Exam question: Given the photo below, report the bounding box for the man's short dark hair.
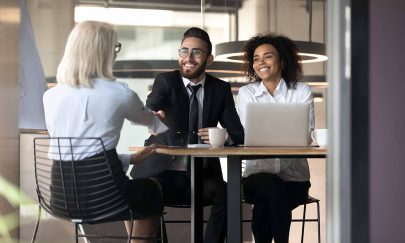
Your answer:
[182,27,212,55]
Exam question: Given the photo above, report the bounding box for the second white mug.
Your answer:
[311,129,328,147]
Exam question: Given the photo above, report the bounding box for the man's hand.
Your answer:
[153,110,166,119]
[149,110,167,135]
[130,144,159,164]
[197,128,210,144]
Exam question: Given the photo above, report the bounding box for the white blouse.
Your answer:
[43,78,167,171]
[237,79,315,181]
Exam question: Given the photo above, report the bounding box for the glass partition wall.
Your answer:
[29,0,327,242]
[73,0,328,151]
[73,2,242,153]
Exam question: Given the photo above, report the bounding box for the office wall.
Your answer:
[0,0,20,240]
[26,0,74,78]
[369,0,405,242]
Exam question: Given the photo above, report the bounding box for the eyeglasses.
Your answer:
[178,47,206,58]
[114,42,122,53]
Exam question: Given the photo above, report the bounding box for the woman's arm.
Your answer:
[130,144,159,165]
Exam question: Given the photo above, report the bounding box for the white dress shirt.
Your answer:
[43,78,167,171]
[237,79,315,181]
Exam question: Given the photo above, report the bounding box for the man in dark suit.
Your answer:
[145,27,244,243]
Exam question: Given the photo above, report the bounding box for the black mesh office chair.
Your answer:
[32,137,165,243]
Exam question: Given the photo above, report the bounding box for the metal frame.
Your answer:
[326,1,352,243]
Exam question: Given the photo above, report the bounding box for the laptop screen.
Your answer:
[243,102,310,146]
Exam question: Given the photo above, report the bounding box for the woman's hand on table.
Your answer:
[130,144,159,164]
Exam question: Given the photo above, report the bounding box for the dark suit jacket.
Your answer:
[145,70,244,179]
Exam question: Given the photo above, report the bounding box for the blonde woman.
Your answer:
[43,21,166,243]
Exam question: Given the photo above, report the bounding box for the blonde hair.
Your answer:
[56,21,117,87]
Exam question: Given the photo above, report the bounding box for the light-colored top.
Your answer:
[168,76,206,171]
[237,79,315,181]
[43,78,167,171]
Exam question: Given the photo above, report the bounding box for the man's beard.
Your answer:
[179,61,207,80]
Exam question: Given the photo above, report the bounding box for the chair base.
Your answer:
[32,206,166,243]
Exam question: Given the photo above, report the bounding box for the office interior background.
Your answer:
[1,0,404,242]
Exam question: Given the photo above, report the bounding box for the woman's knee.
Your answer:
[244,173,283,192]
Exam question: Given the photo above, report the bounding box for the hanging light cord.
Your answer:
[201,0,205,29]
[307,0,313,42]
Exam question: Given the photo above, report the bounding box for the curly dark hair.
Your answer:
[242,34,303,89]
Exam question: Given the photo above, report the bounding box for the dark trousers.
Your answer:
[243,173,310,243]
[155,170,227,243]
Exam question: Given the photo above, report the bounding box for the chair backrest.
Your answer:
[33,137,130,223]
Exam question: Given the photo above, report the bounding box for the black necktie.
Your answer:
[188,84,201,144]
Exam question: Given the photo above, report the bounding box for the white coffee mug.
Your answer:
[311,129,328,148]
[208,127,227,147]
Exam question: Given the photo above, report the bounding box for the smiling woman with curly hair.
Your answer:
[237,34,314,243]
[242,34,303,89]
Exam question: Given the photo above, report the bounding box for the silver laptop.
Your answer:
[243,102,310,146]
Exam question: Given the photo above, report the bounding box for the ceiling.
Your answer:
[76,0,242,13]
